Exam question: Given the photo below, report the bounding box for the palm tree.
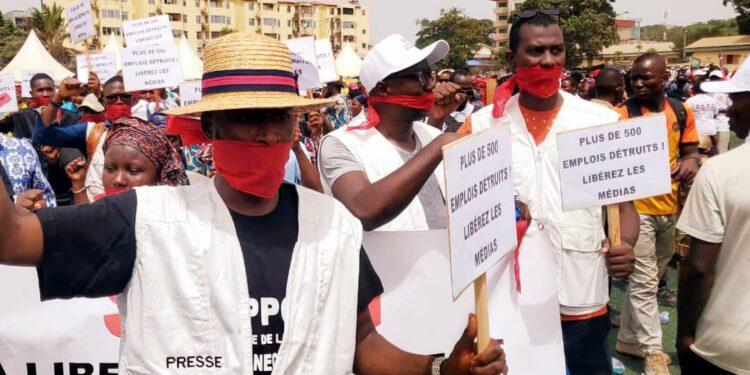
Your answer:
[32,4,72,65]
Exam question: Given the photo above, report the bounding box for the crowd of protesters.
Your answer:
[0,8,748,375]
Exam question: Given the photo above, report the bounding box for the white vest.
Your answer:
[118,179,362,374]
[470,92,619,313]
[321,120,445,231]
[84,122,106,201]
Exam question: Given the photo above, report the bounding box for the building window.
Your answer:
[211,31,221,38]
[100,9,120,19]
[167,13,181,22]
[226,17,231,24]
[263,3,274,11]
[498,1,508,6]
[122,0,127,2]
[498,15,507,21]
[183,0,187,6]
[102,26,121,35]
[330,9,334,15]
[210,15,227,23]
[196,31,202,39]
[263,18,277,26]
[361,9,366,15]
[342,8,354,15]
[288,34,292,39]
[342,21,355,29]
[287,20,292,27]
[164,0,177,4]
[225,1,230,9]
[183,14,189,22]
[209,0,219,7]
[248,18,255,26]
[287,6,292,12]
[121,11,129,20]
[301,19,313,28]
[148,0,154,4]
[196,15,201,23]
[172,30,182,38]
[362,43,366,49]
[197,47,202,53]
[726,54,740,64]
[337,8,341,15]
[362,29,365,34]
[248,2,254,10]
[195,0,200,7]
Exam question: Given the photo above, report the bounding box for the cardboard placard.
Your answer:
[0,75,19,113]
[314,39,338,84]
[556,114,671,211]
[76,53,118,84]
[443,125,517,298]
[122,15,173,47]
[283,37,322,91]
[178,81,202,107]
[64,0,95,45]
[21,70,55,98]
[121,44,182,92]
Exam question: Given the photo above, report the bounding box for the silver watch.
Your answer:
[431,356,447,375]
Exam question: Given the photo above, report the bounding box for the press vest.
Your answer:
[321,120,446,231]
[469,92,619,314]
[117,179,362,374]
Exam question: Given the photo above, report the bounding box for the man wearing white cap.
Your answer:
[676,57,750,375]
[707,70,733,153]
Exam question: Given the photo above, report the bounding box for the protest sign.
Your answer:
[556,114,671,212]
[314,39,338,83]
[0,75,19,113]
[122,15,173,47]
[179,81,202,107]
[21,70,54,98]
[64,0,95,45]
[283,37,322,91]
[442,124,516,350]
[121,44,182,92]
[76,53,118,83]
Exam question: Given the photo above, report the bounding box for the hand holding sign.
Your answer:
[443,314,508,375]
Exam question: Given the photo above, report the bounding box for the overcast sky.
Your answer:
[2,0,740,43]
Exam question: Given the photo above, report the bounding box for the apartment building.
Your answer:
[43,0,369,55]
[488,0,523,51]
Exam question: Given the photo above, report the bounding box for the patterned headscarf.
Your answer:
[103,117,189,186]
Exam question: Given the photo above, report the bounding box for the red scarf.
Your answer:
[166,115,209,146]
[29,96,51,109]
[104,103,133,123]
[349,93,434,130]
[212,140,292,199]
[492,65,564,119]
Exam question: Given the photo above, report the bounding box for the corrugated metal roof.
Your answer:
[601,41,675,56]
[685,35,750,50]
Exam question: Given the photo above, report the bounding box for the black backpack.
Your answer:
[625,97,687,137]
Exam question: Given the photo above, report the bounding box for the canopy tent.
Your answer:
[178,36,203,81]
[335,43,362,78]
[0,30,74,84]
[101,34,122,70]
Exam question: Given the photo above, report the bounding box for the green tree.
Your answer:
[514,0,618,67]
[219,27,236,36]
[641,18,738,51]
[415,8,493,70]
[0,13,26,67]
[32,3,71,65]
[723,0,750,34]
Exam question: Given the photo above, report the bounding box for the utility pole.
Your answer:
[683,29,687,58]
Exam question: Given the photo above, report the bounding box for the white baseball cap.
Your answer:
[702,60,750,93]
[360,34,449,94]
[708,69,724,79]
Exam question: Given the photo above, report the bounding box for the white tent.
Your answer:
[101,34,122,70]
[0,30,74,83]
[178,36,203,81]
[335,43,363,78]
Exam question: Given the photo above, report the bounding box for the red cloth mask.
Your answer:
[29,96,51,108]
[81,113,107,123]
[349,93,435,130]
[92,188,126,202]
[166,115,209,146]
[492,65,564,119]
[104,103,132,123]
[212,140,292,199]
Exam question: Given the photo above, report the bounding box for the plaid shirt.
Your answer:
[0,134,56,207]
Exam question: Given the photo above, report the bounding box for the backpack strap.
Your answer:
[86,122,106,161]
[666,97,687,137]
[625,97,643,119]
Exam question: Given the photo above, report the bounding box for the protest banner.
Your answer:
[64,0,95,45]
[76,53,118,83]
[442,124,517,350]
[21,70,54,98]
[122,15,173,47]
[121,44,182,92]
[556,114,671,250]
[0,75,19,113]
[283,37,322,91]
[0,266,119,374]
[178,81,202,107]
[314,39,338,83]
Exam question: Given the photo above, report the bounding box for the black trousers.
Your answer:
[562,312,612,375]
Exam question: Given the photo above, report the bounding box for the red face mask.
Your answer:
[349,93,435,130]
[81,113,107,123]
[212,140,292,199]
[92,188,126,202]
[105,103,132,123]
[515,65,564,99]
[29,96,51,108]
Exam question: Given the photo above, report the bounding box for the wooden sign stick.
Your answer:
[84,39,93,73]
[485,78,497,107]
[474,272,490,352]
[606,204,621,250]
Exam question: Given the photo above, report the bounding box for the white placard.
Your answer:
[556,114,672,211]
[122,15,173,47]
[443,125,517,298]
[0,75,19,113]
[179,81,202,107]
[76,53,118,83]
[121,44,182,92]
[314,39,338,83]
[283,37,322,91]
[21,70,55,98]
[64,0,95,44]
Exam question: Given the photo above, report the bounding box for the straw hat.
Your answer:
[166,32,332,117]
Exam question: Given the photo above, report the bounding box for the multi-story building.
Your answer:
[43,0,369,56]
[3,9,34,33]
[488,0,523,51]
[616,17,641,43]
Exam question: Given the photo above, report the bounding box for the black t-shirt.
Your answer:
[36,184,383,375]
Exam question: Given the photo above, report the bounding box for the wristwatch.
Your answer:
[431,357,447,375]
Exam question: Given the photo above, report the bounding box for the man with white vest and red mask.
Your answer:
[457,10,638,375]
[0,33,508,375]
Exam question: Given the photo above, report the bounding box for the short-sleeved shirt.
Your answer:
[615,101,699,215]
[686,94,720,136]
[676,144,750,374]
[35,184,383,375]
[318,135,448,230]
[0,134,56,207]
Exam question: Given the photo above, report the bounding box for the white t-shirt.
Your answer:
[686,94,719,136]
[676,144,750,374]
[710,92,732,132]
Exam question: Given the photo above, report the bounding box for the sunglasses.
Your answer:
[384,70,435,87]
[513,9,560,23]
[105,93,134,102]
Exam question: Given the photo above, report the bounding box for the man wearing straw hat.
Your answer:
[0,33,507,375]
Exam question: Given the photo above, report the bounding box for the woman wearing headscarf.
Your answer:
[351,94,369,119]
[65,117,189,204]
